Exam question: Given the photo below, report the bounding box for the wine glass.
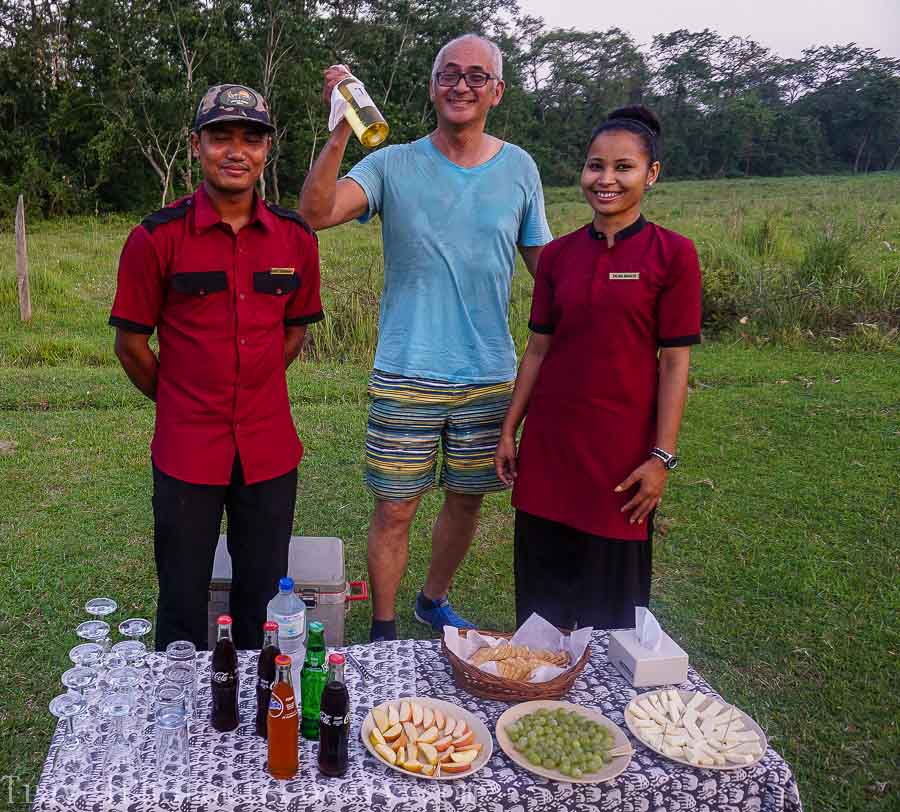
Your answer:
[49,693,92,779]
[100,693,141,791]
[68,643,104,669]
[85,597,117,619]
[118,618,151,659]
[76,620,111,653]
[111,640,147,670]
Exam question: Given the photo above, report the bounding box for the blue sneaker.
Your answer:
[414,591,476,631]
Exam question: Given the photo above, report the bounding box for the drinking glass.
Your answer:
[107,666,142,733]
[111,640,147,670]
[76,620,111,653]
[154,682,186,717]
[61,667,97,732]
[85,597,117,618]
[155,704,190,790]
[162,663,196,716]
[100,693,141,791]
[49,693,92,779]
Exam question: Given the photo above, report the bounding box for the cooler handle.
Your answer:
[347,580,369,602]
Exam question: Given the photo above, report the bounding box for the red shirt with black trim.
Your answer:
[109,183,323,486]
[512,216,701,540]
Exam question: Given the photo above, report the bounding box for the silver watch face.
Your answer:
[667,456,679,470]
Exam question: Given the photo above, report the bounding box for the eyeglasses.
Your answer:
[435,70,498,89]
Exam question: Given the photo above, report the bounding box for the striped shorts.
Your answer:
[365,370,514,500]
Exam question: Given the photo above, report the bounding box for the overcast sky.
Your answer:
[516,0,900,59]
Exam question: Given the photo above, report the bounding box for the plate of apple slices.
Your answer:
[362,697,493,779]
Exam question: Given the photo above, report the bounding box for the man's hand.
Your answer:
[323,64,352,107]
[615,457,668,525]
[113,328,158,401]
[284,325,307,369]
[494,433,518,487]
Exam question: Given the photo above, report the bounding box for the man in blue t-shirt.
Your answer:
[299,34,552,642]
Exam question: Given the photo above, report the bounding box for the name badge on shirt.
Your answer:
[610,272,640,280]
[269,267,295,275]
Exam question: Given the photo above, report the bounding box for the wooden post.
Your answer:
[15,195,32,322]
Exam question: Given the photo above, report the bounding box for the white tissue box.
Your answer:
[607,629,689,687]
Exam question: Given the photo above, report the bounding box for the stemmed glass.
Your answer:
[61,667,97,732]
[100,693,141,791]
[76,620,111,654]
[118,618,152,647]
[49,693,92,779]
[111,639,147,670]
[85,597,117,620]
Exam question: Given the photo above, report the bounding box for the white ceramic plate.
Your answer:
[625,689,768,771]
[360,697,493,781]
[495,700,632,784]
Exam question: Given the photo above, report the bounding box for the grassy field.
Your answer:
[0,175,898,811]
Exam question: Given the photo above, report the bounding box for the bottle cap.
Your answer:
[328,653,345,665]
[278,576,294,591]
[309,621,325,633]
[217,615,233,625]
[275,654,291,666]
[263,621,278,632]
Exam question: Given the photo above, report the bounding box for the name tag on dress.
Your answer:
[609,272,640,280]
[269,267,295,275]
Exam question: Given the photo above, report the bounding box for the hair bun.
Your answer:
[607,105,662,137]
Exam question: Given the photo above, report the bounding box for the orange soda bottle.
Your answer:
[267,654,298,779]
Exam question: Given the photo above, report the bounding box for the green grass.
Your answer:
[1,178,899,810]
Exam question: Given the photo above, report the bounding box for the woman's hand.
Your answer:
[494,433,519,487]
[615,458,668,525]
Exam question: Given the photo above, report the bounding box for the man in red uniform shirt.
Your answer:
[110,85,323,650]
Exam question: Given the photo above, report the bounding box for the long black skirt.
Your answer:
[514,509,652,630]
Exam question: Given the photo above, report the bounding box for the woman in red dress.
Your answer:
[495,106,701,629]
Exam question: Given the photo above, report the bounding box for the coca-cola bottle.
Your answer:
[211,614,239,732]
[318,652,350,776]
[255,621,280,738]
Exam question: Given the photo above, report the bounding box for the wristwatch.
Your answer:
[650,447,679,470]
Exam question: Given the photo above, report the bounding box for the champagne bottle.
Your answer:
[336,76,389,149]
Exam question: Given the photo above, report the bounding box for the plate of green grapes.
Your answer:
[496,700,633,783]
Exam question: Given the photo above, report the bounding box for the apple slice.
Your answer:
[421,763,436,777]
[434,735,454,752]
[389,732,408,752]
[399,701,411,723]
[452,730,474,748]
[372,708,390,734]
[433,708,445,730]
[418,726,439,744]
[438,747,455,763]
[383,723,403,741]
[388,704,400,728]
[375,743,397,765]
[403,757,423,773]
[450,749,478,765]
[442,715,456,736]
[422,706,434,729]
[440,761,471,774]
[452,718,468,738]
[417,741,439,765]
[453,743,482,753]
[412,702,424,727]
[370,727,386,747]
[402,722,419,744]
[396,745,407,768]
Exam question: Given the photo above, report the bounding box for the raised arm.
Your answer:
[298,66,370,230]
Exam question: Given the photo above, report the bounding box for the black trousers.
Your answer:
[152,455,297,652]
[514,510,652,630]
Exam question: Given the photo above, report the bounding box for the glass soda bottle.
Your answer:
[255,620,280,738]
[318,652,350,776]
[210,615,239,732]
[266,654,298,779]
[300,621,327,740]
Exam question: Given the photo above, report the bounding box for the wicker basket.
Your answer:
[441,628,591,702]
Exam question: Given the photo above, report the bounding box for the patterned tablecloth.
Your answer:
[33,631,803,811]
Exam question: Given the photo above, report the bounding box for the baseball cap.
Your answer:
[193,84,275,132]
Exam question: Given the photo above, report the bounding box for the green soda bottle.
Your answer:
[300,621,328,739]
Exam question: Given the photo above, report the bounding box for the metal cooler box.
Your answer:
[207,535,368,649]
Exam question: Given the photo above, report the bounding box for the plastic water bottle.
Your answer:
[266,577,307,678]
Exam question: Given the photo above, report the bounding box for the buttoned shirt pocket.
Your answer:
[171,270,228,297]
[165,270,229,332]
[253,270,299,327]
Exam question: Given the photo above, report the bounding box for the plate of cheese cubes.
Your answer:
[624,689,767,770]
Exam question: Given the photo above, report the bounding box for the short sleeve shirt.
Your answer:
[109,184,323,485]
[346,137,552,383]
[512,217,702,539]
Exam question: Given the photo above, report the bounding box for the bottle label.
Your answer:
[347,82,375,111]
[274,616,305,639]
[320,711,351,726]
[212,671,234,684]
[270,695,297,719]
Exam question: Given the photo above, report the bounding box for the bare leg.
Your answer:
[423,491,484,601]
[368,496,422,620]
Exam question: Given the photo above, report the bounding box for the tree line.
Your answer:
[3,0,899,218]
